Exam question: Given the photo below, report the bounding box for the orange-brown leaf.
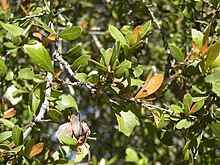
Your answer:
[1,0,10,10]
[188,103,198,114]
[192,40,200,55]
[33,32,43,40]
[3,108,16,118]
[134,74,164,99]
[130,26,142,45]
[29,142,44,157]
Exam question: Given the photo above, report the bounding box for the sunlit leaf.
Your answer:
[0,131,12,143]
[115,110,139,137]
[0,21,24,36]
[176,119,191,129]
[192,29,203,50]
[114,60,131,76]
[58,134,77,145]
[141,20,151,38]
[129,26,142,45]
[206,42,220,67]
[134,74,164,99]
[188,100,204,114]
[29,142,44,157]
[71,55,91,70]
[23,42,54,74]
[0,118,15,128]
[109,25,127,46]
[211,121,220,139]
[55,94,78,111]
[3,108,16,118]
[58,26,82,40]
[202,23,211,50]
[125,148,139,162]
[169,44,185,62]
[18,68,34,80]
[183,93,193,113]
[0,59,7,78]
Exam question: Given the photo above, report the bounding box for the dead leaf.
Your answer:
[29,142,44,157]
[130,26,142,45]
[3,108,16,118]
[134,74,164,99]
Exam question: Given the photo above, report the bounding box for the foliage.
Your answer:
[0,0,220,164]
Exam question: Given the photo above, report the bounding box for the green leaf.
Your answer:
[212,81,220,97]
[115,110,140,137]
[191,29,203,49]
[0,59,7,78]
[34,17,53,33]
[49,109,62,121]
[205,72,220,83]
[211,121,220,139]
[188,100,204,114]
[58,26,82,40]
[62,45,82,60]
[74,143,90,163]
[114,60,131,76]
[206,42,220,67]
[18,68,34,80]
[71,55,91,70]
[30,93,41,114]
[133,66,143,78]
[0,118,15,128]
[109,25,127,46]
[192,86,206,94]
[125,148,139,162]
[12,125,23,146]
[75,73,87,83]
[90,59,107,72]
[6,145,23,153]
[160,131,173,146]
[183,93,193,113]
[141,20,151,38]
[58,134,78,145]
[176,119,191,129]
[169,44,185,62]
[55,94,78,111]
[0,131,12,143]
[23,42,54,74]
[170,105,183,114]
[0,21,24,36]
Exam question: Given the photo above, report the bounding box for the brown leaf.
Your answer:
[1,0,10,10]
[130,26,142,45]
[3,108,16,118]
[192,40,200,55]
[134,74,164,99]
[29,142,44,157]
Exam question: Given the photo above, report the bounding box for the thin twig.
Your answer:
[12,12,47,23]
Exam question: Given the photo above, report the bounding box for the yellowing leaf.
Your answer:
[130,26,142,45]
[1,0,10,10]
[134,74,164,99]
[28,142,44,157]
[3,108,16,118]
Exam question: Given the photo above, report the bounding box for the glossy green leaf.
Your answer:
[183,93,193,113]
[18,68,34,80]
[0,59,7,78]
[211,121,220,139]
[125,148,139,162]
[30,93,41,114]
[71,55,91,70]
[0,131,12,143]
[12,125,23,146]
[176,119,191,129]
[58,134,78,145]
[75,73,87,83]
[58,26,82,40]
[0,118,15,128]
[205,72,220,83]
[114,60,131,76]
[55,94,78,111]
[170,105,183,114]
[212,81,220,97]
[206,42,220,67]
[115,110,140,137]
[23,42,54,74]
[191,29,203,49]
[109,25,127,46]
[133,66,143,77]
[0,21,24,36]
[141,20,151,38]
[169,44,185,62]
[192,86,206,94]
